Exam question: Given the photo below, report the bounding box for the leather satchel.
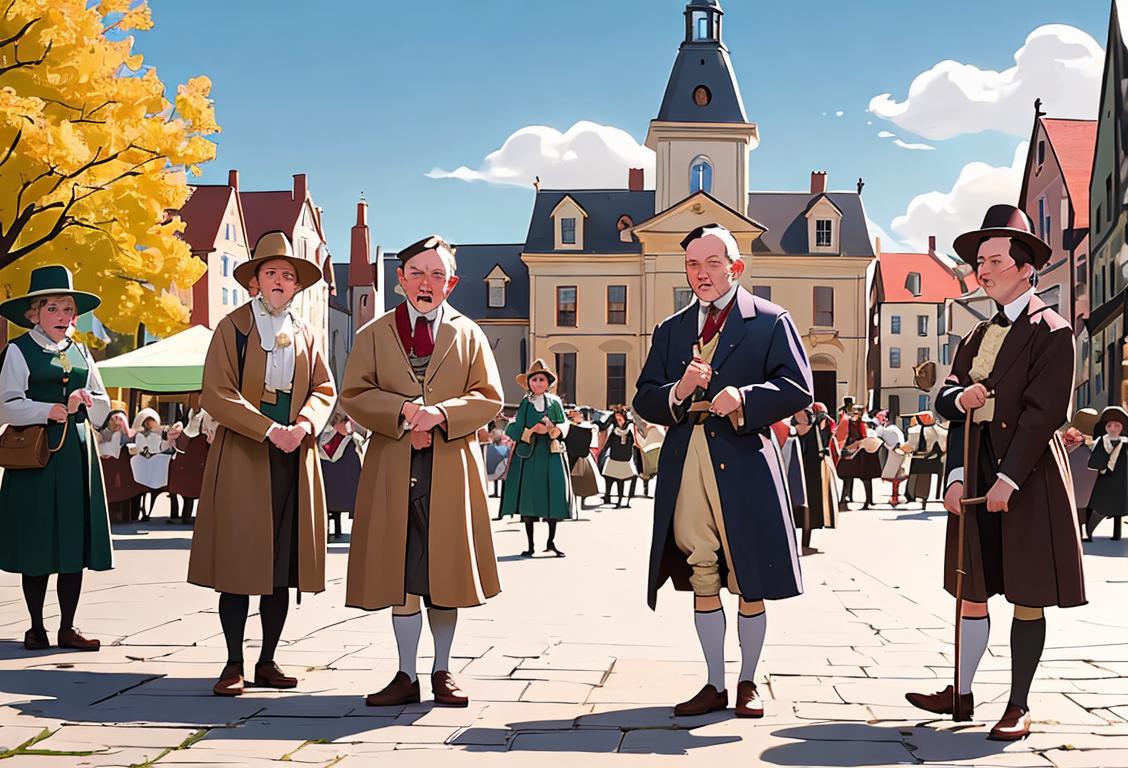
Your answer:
[0,419,68,470]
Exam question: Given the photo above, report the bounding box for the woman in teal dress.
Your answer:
[500,359,572,557]
[0,265,113,652]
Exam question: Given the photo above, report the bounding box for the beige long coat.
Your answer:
[342,305,503,610]
[187,303,337,596]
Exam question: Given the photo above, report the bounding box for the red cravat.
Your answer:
[413,315,434,357]
[700,305,721,344]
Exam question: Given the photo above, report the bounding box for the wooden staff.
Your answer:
[951,409,979,722]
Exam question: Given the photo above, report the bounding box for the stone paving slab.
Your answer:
[0,491,1123,765]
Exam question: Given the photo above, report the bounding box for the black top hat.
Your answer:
[952,204,1051,270]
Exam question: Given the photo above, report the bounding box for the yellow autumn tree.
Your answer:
[0,0,218,338]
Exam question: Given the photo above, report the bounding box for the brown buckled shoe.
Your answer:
[253,661,298,689]
[674,684,728,716]
[365,671,421,707]
[57,627,100,651]
[431,670,469,707]
[213,662,245,697]
[987,704,1031,741]
[905,685,974,720]
[735,680,764,718]
[24,628,49,651]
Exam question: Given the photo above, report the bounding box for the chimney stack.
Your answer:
[348,198,372,288]
[228,169,239,190]
[293,173,308,202]
[356,200,367,226]
[928,235,936,255]
[628,168,644,192]
[810,171,827,194]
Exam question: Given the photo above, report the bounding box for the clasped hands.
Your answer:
[530,416,557,437]
[268,418,312,454]
[944,478,1015,515]
[402,401,447,451]
[48,389,94,422]
[674,357,742,419]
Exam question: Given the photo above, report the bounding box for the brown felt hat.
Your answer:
[515,358,556,390]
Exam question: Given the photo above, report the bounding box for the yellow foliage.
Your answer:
[0,0,218,338]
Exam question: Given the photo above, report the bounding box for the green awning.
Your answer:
[98,325,213,393]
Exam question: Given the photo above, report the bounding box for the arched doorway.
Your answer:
[809,354,838,411]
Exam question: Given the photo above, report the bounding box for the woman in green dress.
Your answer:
[500,359,572,557]
[0,265,113,651]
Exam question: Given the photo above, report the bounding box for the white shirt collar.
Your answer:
[1001,286,1035,323]
[253,296,294,352]
[30,325,73,352]
[698,282,740,316]
[406,301,442,327]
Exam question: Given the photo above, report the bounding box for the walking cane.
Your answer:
[952,407,988,721]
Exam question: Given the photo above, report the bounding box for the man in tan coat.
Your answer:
[188,231,337,697]
[342,235,503,709]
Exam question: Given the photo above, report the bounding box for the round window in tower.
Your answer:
[692,85,711,107]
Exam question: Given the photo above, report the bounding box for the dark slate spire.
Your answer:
[656,0,748,124]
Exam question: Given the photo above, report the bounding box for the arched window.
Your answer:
[689,155,713,194]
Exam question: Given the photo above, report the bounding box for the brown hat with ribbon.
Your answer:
[952,204,1051,270]
[515,358,556,390]
[234,231,323,291]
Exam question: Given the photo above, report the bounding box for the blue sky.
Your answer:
[139,0,1112,260]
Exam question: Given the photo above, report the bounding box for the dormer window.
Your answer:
[551,195,587,249]
[815,219,832,247]
[484,264,511,309]
[690,155,713,194]
[906,271,922,297]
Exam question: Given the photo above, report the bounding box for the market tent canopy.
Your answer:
[98,325,213,392]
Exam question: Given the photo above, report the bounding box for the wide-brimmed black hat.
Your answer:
[1095,406,1128,438]
[952,204,1051,270]
[0,265,101,329]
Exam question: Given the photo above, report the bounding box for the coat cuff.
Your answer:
[946,467,964,488]
[997,473,1019,491]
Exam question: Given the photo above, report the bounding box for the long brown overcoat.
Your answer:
[187,303,337,596]
[342,304,503,610]
[937,296,1085,608]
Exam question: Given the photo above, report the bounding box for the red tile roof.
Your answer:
[879,250,973,303]
[1042,118,1097,229]
[178,185,234,252]
[240,191,303,248]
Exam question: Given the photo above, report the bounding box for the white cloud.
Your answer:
[835,110,844,117]
[893,139,936,151]
[877,130,896,139]
[890,142,1028,253]
[869,25,1103,139]
[866,217,905,253]
[426,121,655,189]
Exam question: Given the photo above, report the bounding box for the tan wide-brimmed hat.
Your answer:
[515,358,556,390]
[234,231,323,291]
[1071,408,1100,437]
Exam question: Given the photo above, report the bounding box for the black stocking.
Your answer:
[547,520,558,547]
[22,575,48,631]
[57,571,83,631]
[524,519,535,553]
[258,587,289,665]
[219,593,250,665]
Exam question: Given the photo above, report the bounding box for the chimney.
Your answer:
[875,236,882,256]
[348,199,372,288]
[227,169,239,190]
[928,235,936,255]
[293,173,308,202]
[628,168,644,192]
[810,171,827,194]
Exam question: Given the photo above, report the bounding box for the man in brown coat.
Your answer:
[188,231,337,697]
[342,235,503,709]
[906,205,1085,741]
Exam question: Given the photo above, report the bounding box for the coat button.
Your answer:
[720,463,726,470]
[710,431,717,438]
[1000,421,1007,428]
[428,386,434,393]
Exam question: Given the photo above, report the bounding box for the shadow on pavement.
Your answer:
[760,723,1009,766]
[1081,537,1128,558]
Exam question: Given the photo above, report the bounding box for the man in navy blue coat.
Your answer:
[634,224,813,719]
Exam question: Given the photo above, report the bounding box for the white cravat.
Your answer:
[1001,286,1035,323]
[252,296,296,391]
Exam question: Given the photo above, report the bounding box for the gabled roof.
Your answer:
[179,185,235,253]
[1042,118,1098,229]
[525,190,655,254]
[383,244,529,319]
[803,193,843,217]
[239,191,304,248]
[878,250,971,303]
[747,191,874,256]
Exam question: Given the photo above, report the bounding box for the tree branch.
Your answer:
[0,128,20,168]
[0,16,37,51]
[0,39,51,78]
